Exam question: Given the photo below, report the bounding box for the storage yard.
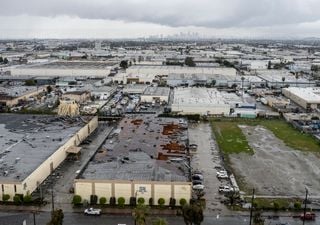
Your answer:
[212,119,320,196]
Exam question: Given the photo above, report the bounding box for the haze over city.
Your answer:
[1,0,320,39]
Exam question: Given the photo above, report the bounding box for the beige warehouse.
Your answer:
[74,179,191,206]
[0,115,98,201]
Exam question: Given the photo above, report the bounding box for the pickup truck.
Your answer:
[84,208,102,216]
[300,212,316,220]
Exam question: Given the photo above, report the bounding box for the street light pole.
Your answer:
[51,188,55,213]
[302,188,308,225]
[249,188,255,225]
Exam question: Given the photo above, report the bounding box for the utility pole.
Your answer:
[32,211,36,225]
[51,188,55,213]
[302,188,308,225]
[249,188,255,225]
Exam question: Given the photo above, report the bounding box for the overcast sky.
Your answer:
[1,0,320,39]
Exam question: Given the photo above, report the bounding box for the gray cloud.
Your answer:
[1,0,320,29]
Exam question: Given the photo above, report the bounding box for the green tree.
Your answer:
[179,198,187,206]
[253,211,264,225]
[133,203,150,225]
[182,203,204,225]
[99,197,107,205]
[152,218,168,225]
[25,79,36,86]
[23,194,32,203]
[267,61,271,69]
[47,86,53,93]
[158,198,165,207]
[294,201,301,210]
[120,60,128,69]
[47,209,64,225]
[2,194,10,202]
[118,197,125,207]
[72,195,82,205]
[0,57,3,63]
[185,57,196,67]
[138,197,145,205]
[3,58,8,64]
[210,80,216,87]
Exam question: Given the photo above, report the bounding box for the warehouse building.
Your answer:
[140,86,170,103]
[11,61,115,78]
[282,87,320,110]
[171,87,231,115]
[0,84,47,107]
[75,115,191,206]
[0,114,98,201]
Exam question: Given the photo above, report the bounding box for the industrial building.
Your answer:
[0,114,98,201]
[282,87,320,110]
[171,87,231,115]
[0,84,47,107]
[75,115,191,206]
[10,61,115,77]
[140,86,170,103]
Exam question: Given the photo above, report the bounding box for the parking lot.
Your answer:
[189,122,230,215]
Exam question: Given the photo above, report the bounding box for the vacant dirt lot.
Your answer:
[230,125,320,196]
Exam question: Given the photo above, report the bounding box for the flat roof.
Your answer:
[172,87,229,106]
[17,61,115,70]
[0,114,89,182]
[82,115,188,182]
[283,87,320,103]
[142,86,170,96]
[0,84,40,98]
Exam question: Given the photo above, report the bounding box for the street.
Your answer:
[0,211,319,225]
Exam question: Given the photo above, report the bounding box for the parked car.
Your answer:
[218,185,234,193]
[300,212,316,220]
[84,208,101,216]
[217,174,228,179]
[192,180,203,185]
[192,184,204,190]
[192,174,204,181]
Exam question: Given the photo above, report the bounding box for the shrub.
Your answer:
[72,195,82,205]
[90,195,98,205]
[23,195,32,203]
[110,197,116,206]
[294,201,302,210]
[149,197,154,206]
[2,194,10,202]
[118,197,125,207]
[99,197,107,205]
[13,195,22,204]
[179,198,187,206]
[169,198,176,207]
[130,197,136,206]
[158,198,165,207]
[273,201,280,211]
[138,197,145,205]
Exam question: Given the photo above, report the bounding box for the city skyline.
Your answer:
[1,0,320,39]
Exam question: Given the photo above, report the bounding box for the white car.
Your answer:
[217,173,229,179]
[84,208,101,216]
[218,186,234,193]
[192,184,205,190]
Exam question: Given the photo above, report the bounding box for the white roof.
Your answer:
[284,87,320,103]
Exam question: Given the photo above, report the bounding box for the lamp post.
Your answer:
[249,188,255,225]
[302,187,308,225]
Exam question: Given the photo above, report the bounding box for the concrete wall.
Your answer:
[0,116,98,200]
[171,104,230,115]
[74,179,191,206]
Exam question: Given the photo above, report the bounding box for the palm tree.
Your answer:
[133,204,150,225]
[152,218,168,225]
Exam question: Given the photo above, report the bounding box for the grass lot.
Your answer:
[211,119,320,154]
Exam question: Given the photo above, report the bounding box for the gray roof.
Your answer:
[0,114,87,182]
